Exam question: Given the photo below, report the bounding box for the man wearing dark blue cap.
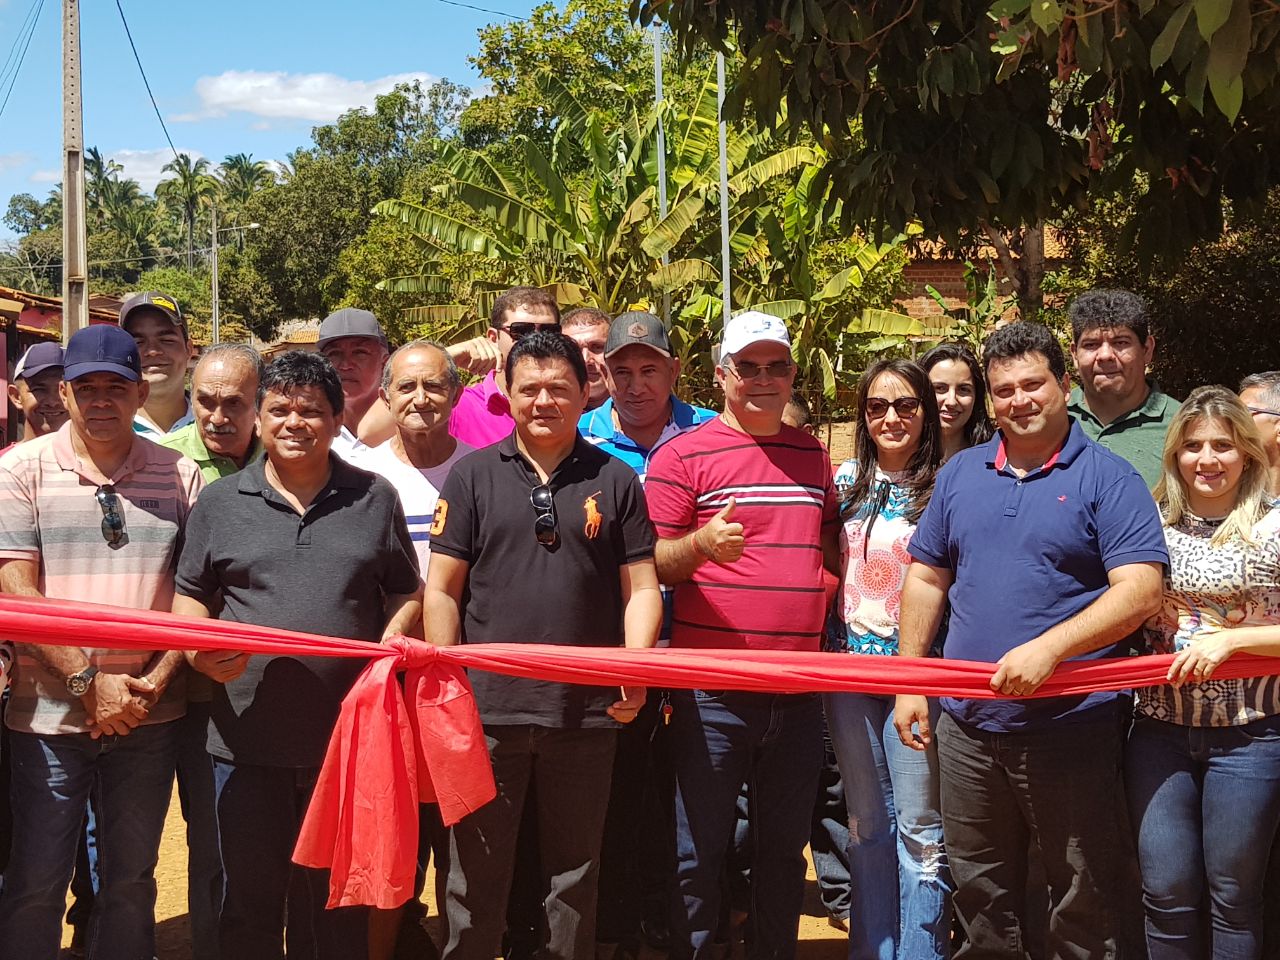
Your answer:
[4,342,67,453]
[0,324,204,960]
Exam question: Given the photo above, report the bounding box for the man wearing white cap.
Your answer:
[645,311,840,960]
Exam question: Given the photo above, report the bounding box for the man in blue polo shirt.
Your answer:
[893,322,1166,959]
[580,311,715,481]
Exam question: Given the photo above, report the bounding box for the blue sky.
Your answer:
[0,0,543,239]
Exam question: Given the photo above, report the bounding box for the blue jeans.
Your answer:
[175,703,221,960]
[0,721,178,960]
[824,693,952,960]
[213,758,368,960]
[1127,714,1280,959]
[669,690,823,960]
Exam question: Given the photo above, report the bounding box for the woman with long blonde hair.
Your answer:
[1128,385,1280,959]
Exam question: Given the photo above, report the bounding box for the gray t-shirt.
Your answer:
[176,455,420,767]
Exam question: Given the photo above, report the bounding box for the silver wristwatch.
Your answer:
[65,665,99,697]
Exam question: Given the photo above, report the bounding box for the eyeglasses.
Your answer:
[727,357,793,380]
[530,484,558,547]
[95,483,128,550]
[1248,405,1280,418]
[864,397,922,420]
[501,322,562,341]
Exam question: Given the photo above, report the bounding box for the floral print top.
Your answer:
[829,460,918,656]
[1138,508,1280,726]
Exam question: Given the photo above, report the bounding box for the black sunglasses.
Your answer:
[864,397,922,420]
[95,484,128,550]
[530,484,558,547]
[501,322,562,341]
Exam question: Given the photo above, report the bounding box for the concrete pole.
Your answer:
[211,205,220,344]
[652,23,670,326]
[61,0,88,340]
[716,52,731,329]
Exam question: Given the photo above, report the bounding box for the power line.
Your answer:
[434,0,529,21]
[0,0,46,127]
[0,0,42,95]
[0,245,216,274]
[113,0,179,163]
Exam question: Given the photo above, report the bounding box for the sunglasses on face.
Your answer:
[95,483,128,550]
[727,357,793,380]
[530,484,558,547]
[501,322,562,341]
[864,396,922,420]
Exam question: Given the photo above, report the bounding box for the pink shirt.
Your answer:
[449,371,514,448]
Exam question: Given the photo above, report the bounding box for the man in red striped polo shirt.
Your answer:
[646,311,840,960]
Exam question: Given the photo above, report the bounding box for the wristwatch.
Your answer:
[65,665,99,697]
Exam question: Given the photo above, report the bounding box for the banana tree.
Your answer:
[373,69,814,332]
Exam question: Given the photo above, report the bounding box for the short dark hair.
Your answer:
[505,331,589,390]
[784,388,812,427]
[982,323,1067,382]
[489,286,561,330]
[1068,289,1150,345]
[561,307,611,331]
[1240,370,1280,408]
[258,350,344,415]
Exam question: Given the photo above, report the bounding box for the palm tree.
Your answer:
[217,153,275,213]
[157,153,218,269]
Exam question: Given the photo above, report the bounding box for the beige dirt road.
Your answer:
[61,783,847,959]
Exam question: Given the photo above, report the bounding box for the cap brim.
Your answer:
[605,341,672,359]
[15,362,63,381]
[317,333,389,349]
[63,361,140,382]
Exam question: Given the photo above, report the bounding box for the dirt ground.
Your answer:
[62,782,846,959]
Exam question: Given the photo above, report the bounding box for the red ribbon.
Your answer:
[5,594,1280,908]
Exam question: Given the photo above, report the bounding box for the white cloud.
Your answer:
[173,70,436,124]
[109,148,204,191]
[30,169,60,184]
[0,152,32,173]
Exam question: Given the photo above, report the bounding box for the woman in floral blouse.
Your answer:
[1129,385,1280,959]
[826,359,953,960]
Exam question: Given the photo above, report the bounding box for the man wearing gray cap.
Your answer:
[119,291,196,438]
[317,307,390,460]
[5,342,67,450]
[580,311,715,482]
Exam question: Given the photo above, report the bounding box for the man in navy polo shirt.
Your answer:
[893,322,1166,958]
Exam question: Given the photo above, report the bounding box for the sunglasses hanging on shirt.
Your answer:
[95,484,129,550]
[530,484,559,548]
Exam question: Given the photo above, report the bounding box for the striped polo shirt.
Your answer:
[0,424,204,735]
[646,417,838,650]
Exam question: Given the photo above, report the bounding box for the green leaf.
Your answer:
[374,199,508,258]
[375,274,453,294]
[750,299,807,320]
[1195,0,1231,40]
[1209,72,1244,123]
[642,194,706,258]
[401,304,470,325]
[648,258,720,293]
[987,0,1031,17]
[848,310,925,335]
[1029,0,1063,33]
[817,349,836,399]
[1150,2,1194,70]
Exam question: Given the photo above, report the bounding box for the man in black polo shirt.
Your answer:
[174,351,422,960]
[426,331,662,960]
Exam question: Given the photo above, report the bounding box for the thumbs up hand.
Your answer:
[694,496,746,564]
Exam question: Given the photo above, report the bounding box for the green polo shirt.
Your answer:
[158,422,263,485]
[1067,381,1179,489]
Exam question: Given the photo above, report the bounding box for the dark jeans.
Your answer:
[937,709,1127,960]
[0,722,178,960]
[443,725,618,960]
[668,690,824,960]
[212,758,368,960]
[176,703,221,960]
[597,695,675,944]
[1127,714,1280,959]
[810,716,852,923]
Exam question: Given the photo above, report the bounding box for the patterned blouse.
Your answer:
[1137,508,1280,726]
[829,461,917,656]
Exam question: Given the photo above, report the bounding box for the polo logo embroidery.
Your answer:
[431,499,448,536]
[628,321,648,338]
[584,491,603,539]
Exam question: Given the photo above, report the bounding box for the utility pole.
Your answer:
[210,205,220,344]
[716,52,732,329]
[61,0,89,340]
[652,23,670,326]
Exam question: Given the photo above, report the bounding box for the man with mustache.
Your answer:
[157,342,263,960]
